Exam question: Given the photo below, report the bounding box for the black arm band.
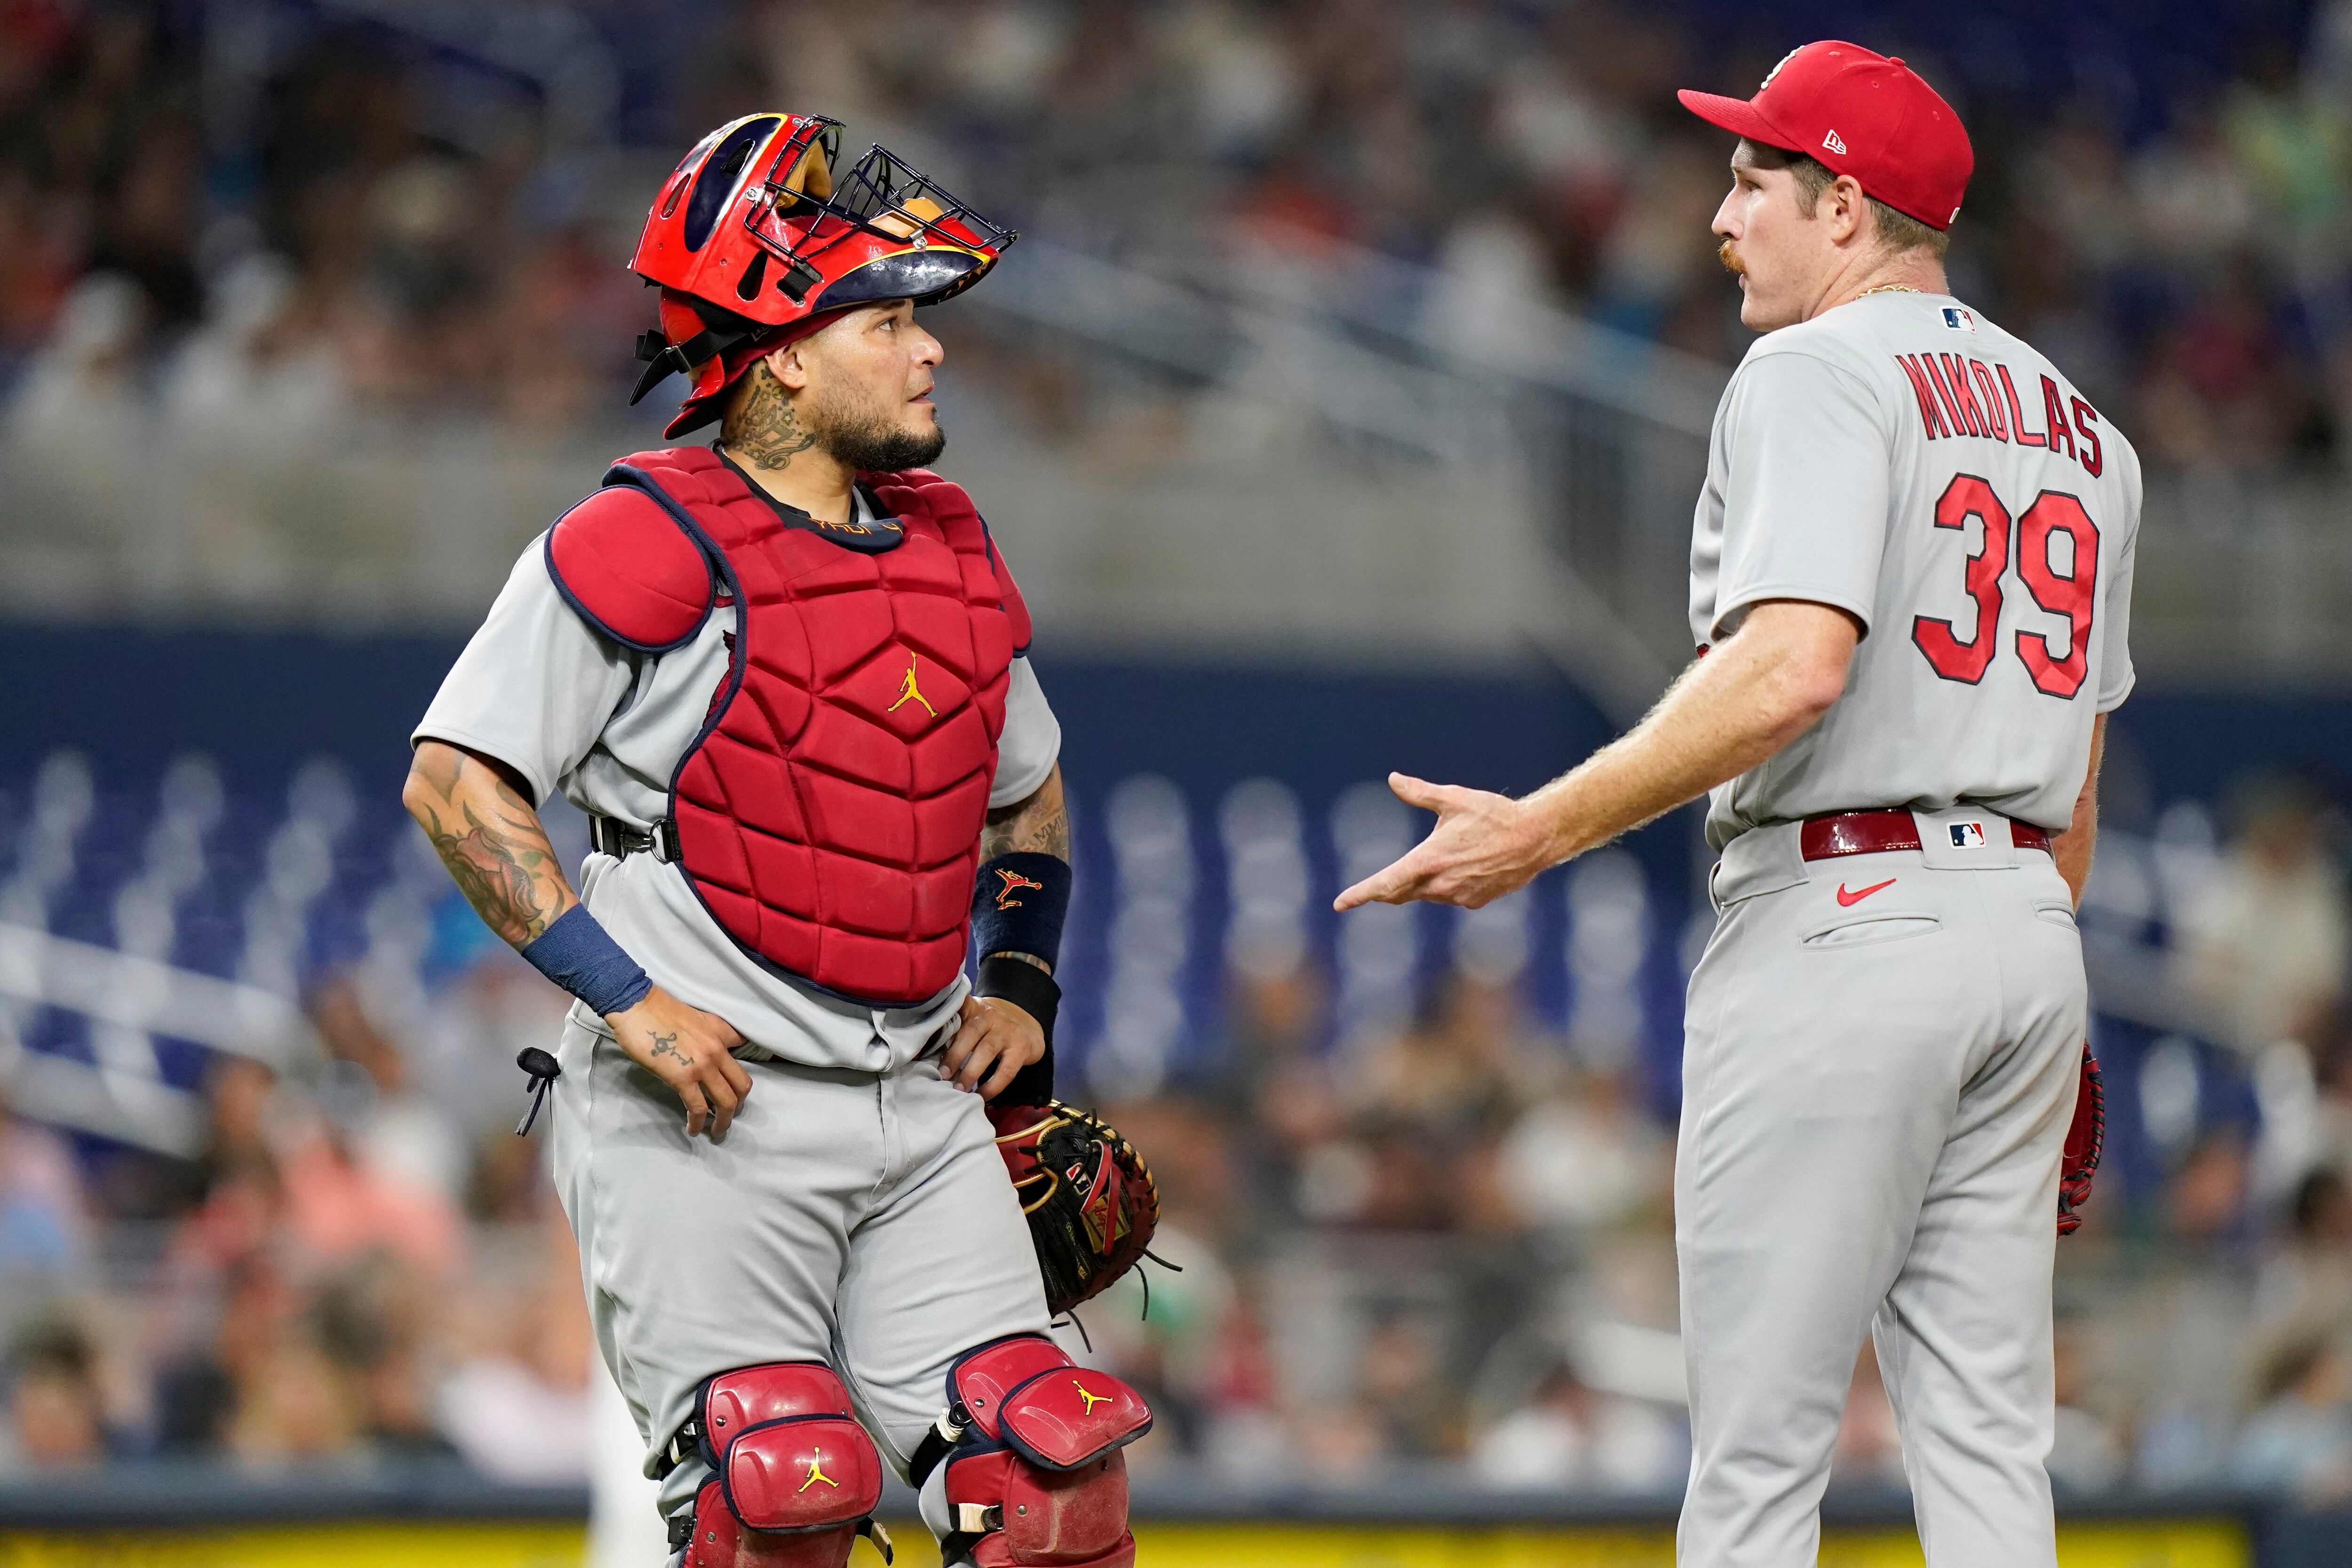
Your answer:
[969,852,1071,971]
[977,955,1058,1106]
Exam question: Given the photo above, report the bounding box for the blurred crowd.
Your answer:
[1061,764,2352,1504]
[0,965,596,1480]
[8,0,2352,477]
[7,766,2352,1503]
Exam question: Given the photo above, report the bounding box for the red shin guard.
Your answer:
[929,1337,1150,1567]
[676,1363,892,1568]
[682,1478,894,1568]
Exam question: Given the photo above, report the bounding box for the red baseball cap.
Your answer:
[1677,41,1973,231]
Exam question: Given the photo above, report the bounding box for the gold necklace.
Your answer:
[1853,283,1920,298]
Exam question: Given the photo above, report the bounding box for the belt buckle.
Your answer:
[591,816,677,862]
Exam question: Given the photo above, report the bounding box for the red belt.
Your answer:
[1800,808,2051,861]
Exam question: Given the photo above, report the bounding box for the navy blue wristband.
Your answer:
[970,853,1071,971]
[520,905,653,1017]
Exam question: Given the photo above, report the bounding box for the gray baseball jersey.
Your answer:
[413,490,1062,1072]
[1688,290,2139,852]
[1675,290,2131,1568]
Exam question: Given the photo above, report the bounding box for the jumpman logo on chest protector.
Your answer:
[798,1449,839,1492]
[889,656,938,718]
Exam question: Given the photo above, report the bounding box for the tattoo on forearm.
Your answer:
[410,755,573,947]
[982,787,1070,861]
[648,1031,684,1064]
[420,800,563,945]
[721,360,818,470]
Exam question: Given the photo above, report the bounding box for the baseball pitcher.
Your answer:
[1339,43,2130,1568]
[404,114,1153,1567]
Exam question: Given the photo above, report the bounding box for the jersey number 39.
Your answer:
[1911,474,2099,699]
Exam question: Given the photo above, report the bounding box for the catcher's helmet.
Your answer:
[628,112,1016,436]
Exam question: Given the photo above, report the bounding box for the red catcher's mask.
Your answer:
[628,112,1017,436]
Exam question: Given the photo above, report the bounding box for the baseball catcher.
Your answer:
[405,112,1151,1566]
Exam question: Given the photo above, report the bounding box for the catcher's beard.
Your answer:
[806,381,947,471]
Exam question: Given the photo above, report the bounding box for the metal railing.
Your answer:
[0,237,2344,705]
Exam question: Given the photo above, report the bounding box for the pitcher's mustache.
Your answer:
[1718,239,1745,276]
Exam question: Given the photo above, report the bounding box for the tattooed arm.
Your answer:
[401,741,577,943]
[403,740,753,1138]
[979,765,1071,892]
[940,764,1069,1094]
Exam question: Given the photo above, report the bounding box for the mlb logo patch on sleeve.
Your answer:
[1941,307,1975,332]
[1950,821,1987,848]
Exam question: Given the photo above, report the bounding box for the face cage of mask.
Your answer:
[740,141,1018,305]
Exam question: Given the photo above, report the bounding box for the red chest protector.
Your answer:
[545,446,1029,1007]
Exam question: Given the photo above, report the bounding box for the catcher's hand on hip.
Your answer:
[1335,772,1551,911]
[606,987,752,1141]
[942,993,1044,1097]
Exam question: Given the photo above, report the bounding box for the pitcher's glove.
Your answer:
[2057,1044,2105,1237]
[986,1100,1161,1317]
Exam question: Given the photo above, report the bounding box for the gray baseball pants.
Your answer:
[1676,810,2085,1568]
[545,1010,1051,1525]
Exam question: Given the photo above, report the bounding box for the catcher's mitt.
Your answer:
[2057,1044,2104,1237]
[987,1100,1161,1317]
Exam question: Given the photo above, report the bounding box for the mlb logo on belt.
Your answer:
[1942,306,1975,332]
[1949,821,1987,849]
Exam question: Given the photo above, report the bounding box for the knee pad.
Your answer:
[911,1336,1151,1568]
[671,1362,894,1568]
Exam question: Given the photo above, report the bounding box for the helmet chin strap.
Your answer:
[628,294,774,406]
[633,293,858,419]
[628,322,748,406]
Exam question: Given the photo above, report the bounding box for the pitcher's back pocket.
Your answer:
[1800,912,1944,950]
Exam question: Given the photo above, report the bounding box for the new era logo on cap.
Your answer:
[1822,129,1846,155]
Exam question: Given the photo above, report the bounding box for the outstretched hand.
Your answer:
[1333,773,1555,912]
